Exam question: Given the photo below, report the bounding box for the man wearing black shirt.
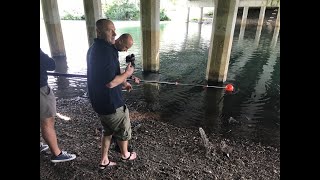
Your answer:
[86,19,138,169]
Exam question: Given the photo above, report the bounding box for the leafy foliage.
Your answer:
[160,9,170,21]
[61,11,85,20]
[104,1,140,20]
[104,0,170,21]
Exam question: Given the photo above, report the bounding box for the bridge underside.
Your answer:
[187,0,280,7]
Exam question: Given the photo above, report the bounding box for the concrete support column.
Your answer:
[54,56,70,90]
[186,7,190,23]
[41,0,66,57]
[239,6,248,42]
[255,6,267,47]
[199,7,203,24]
[240,6,249,25]
[140,0,160,72]
[257,6,266,26]
[270,26,279,48]
[206,0,239,83]
[83,0,101,46]
[275,7,280,27]
[270,7,280,48]
[97,0,102,18]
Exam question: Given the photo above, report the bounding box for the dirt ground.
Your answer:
[40,97,280,180]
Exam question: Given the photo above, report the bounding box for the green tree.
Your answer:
[104,1,139,20]
[160,9,170,21]
[104,0,170,21]
[61,10,85,20]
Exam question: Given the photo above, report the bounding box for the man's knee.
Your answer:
[40,117,55,128]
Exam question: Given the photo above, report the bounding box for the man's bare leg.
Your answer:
[100,135,116,166]
[117,140,137,160]
[41,117,61,156]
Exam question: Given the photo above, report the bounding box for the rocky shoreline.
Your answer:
[40,97,280,179]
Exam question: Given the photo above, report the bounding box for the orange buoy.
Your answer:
[225,84,234,92]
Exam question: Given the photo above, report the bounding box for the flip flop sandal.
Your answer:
[98,161,116,170]
[121,152,136,162]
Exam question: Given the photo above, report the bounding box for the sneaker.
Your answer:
[40,143,49,152]
[51,151,76,163]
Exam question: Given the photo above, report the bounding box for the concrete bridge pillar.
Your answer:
[206,0,239,83]
[186,7,190,22]
[41,0,66,57]
[239,6,249,42]
[275,7,280,27]
[199,7,204,23]
[140,0,160,72]
[83,0,102,46]
[257,6,266,26]
[271,7,280,48]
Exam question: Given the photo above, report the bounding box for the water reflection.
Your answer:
[141,73,161,111]
[270,25,280,49]
[48,56,87,99]
[203,88,225,134]
[197,23,202,47]
[182,22,189,50]
[254,25,263,47]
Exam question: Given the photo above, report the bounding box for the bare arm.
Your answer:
[120,68,127,85]
[106,62,134,88]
